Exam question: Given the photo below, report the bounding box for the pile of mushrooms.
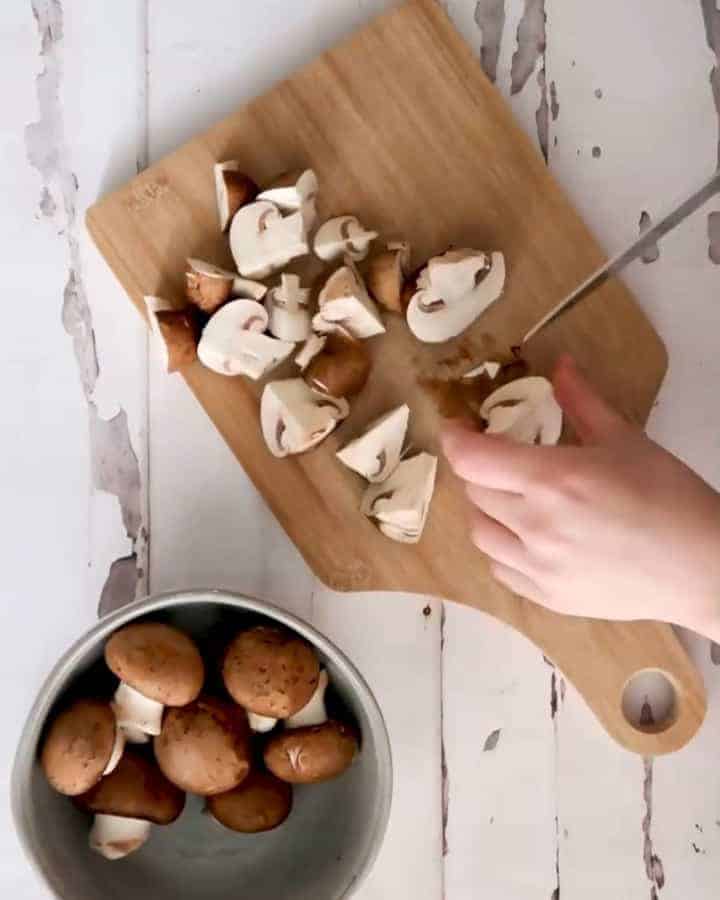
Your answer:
[40,620,359,861]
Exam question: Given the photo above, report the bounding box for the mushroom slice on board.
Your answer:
[232,276,268,301]
[207,770,292,833]
[265,274,312,342]
[366,241,411,313]
[406,250,506,343]
[462,360,502,380]
[214,162,258,232]
[295,333,327,371]
[260,379,349,457]
[41,700,121,797]
[144,296,199,373]
[106,622,204,743]
[313,260,385,339]
[185,258,237,314]
[480,375,563,445]
[76,750,185,860]
[230,200,314,279]
[361,451,438,544]
[198,300,294,380]
[257,168,318,212]
[304,331,371,398]
[336,404,410,483]
[313,215,378,262]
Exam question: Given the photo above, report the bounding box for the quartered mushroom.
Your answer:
[406,249,506,343]
[232,276,268,301]
[214,161,258,232]
[313,260,385,339]
[75,751,185,860]
[265,274,311,342]
[294,333,327,371]
[361,451,438,543]
[207,770,292,833]
[462,360,502,380]
[336,403,410,483]
[260,378,349,457]
[106,622,204,743]
[480,375,563,445]
[304,331,371,398]
[365,241,411,313]
[185,258,235,314]
[313,215,378,262]
[198,299,294,380]
[257,168,318,212]
[229,200,315,279]
[144,296,199,373]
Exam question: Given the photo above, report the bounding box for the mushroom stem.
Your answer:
[286,670,329,728]
[89,814,151,860]
[247,712,278,734]
[102,727,126,776]
[112,683,164,740]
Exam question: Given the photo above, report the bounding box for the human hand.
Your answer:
[442,355,720,639]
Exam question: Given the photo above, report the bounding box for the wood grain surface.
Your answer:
[86,0,705,754]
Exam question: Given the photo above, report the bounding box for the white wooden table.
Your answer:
[2,1,720,897]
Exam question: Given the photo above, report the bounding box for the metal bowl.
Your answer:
[12,590,392,900]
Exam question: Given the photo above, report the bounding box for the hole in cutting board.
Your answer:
[621,669,677,734]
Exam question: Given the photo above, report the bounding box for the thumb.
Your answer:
[552,354,629,444]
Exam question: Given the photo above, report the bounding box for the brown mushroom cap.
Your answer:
[222,626,320,719]
[154,696,251,796]
[105,622,204,706]
[74,749,185,825]
[207,770,292,833]
[304,332,371,399]
[366,249,406,313]
[40,699,117,796]
[155,309,201,373]
[220,170,259,232]
[264,721,358,784]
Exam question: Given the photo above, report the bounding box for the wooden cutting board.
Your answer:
[87,0,705,755]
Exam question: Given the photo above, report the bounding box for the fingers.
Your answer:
[469,509,530,571]
[442,423,543,491]
[489,561,545,603]
[552,355,629,445]
[465,483,528,533]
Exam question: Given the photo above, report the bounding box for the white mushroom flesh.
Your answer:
[229,200,313,279]
[89,815,152,861]
[294,333,327,371]
[112,682,164,738]
[232,276,267,301]
[144,295,175,371]
[286,670,329,728]
[198,300,294,380]
[260,378,349,457]
[257,168,318,212]
[247,712,278,733]
[462,360,502,380]
[480,376,562,446]
[266,274,312,342]
[314,216,378,262]
[102,726,126,776]
[314,261,385,339]
[187,257,235,285]
[406,250,506,343]
[361,452,438,543]
[336,404,410,483]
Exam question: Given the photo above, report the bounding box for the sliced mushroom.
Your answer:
[257,168,318,212]
[198,300,294,380]
[185,258,235,314]
[304,331,371,398]
[265,274,312,342]
[462,360,502,380]
[406,250,506,343]
[366,241,411,313]
[260,379,349,457]
[144,296,199,373]
[361,452,438,544]
[313,215,378,262]
[214,161,258,232]
[294,333,327,371]
[314,260,385,339]
[336,404,410,482]
[232,276,268,301]
[479,375,562,445]
[229,200,313,279]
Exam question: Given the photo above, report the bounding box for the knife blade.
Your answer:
[522,171,720,344]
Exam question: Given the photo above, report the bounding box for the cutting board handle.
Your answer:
[454,582,706,755]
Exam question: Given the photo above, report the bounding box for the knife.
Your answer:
[522,171,720,344]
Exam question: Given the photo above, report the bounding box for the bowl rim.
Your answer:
[11,588,393,900]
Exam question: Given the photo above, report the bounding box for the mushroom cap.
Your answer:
[264,721,358,784]
[41,699,117,796]
[337,403,410,483]
[222,625,320,719]
[313,215,378,262]
[304,331,371,398]
[480,375,563,445]
[144,297,200,374]
[214,162,258,232]
[314,261,385,339]
[154,696,251,796]
[260,378,349,457]
[207,770,292,833]
[74,749,185,825]
[365,243,410,313]
[105,622,204,707]
[185,258,235,314]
